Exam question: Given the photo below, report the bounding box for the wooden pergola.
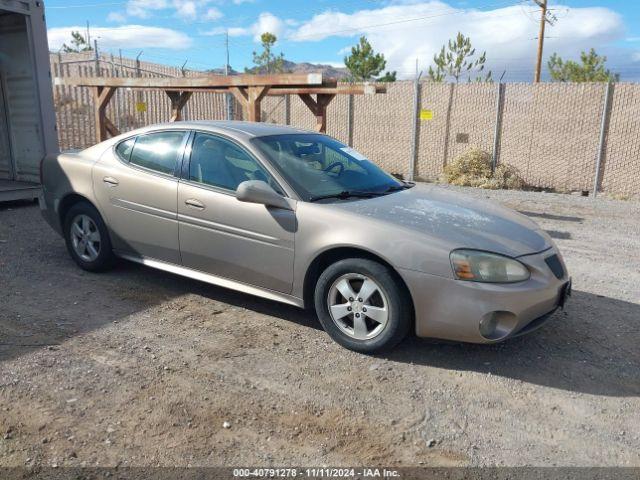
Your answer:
[54,74,385,143]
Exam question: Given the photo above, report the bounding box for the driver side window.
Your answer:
[188,133,282,194]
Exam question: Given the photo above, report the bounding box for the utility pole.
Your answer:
[533,0,551,83]
[86,20,91,48]
[225,29,230,77]
[225,29,233,121]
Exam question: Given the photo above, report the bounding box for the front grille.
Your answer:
[545,254,565,279]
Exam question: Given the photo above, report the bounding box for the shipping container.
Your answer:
[0,0,57,202]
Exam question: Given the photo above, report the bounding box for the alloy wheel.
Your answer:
[70,214,101,262]
[327,273,389,340]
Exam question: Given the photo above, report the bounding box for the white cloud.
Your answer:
[633,52,640,62]
[114,0,220,22]
[288,1,625,80]
[206,11,289,41]
[204,7,223,21]
[48,25,193,50]
[250,12,286,41]
[174,1,197,20]
[228,26,248,37]
[106,12,127,23]
[126,0,168,19]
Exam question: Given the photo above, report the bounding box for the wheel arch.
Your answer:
[302,246,415,321]
[57,193,96,225]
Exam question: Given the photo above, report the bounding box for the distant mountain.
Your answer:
[207,60,350,80]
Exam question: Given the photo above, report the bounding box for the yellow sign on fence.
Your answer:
[419,109,434,120]
[135,102,147,113]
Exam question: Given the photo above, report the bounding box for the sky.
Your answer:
[44,0,640,81]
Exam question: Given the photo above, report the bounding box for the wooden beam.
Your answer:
[268,85,386,96]
[299,93,335,133]
[166,90,192,122]
[229,86,248,108]
[55,73,327,89]
[246,86,270,122]
[104,116,121,138]
[93,86,117,143]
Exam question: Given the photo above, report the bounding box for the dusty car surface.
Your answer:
[40,121,571,352]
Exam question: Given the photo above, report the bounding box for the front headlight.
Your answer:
[450,249,530,283]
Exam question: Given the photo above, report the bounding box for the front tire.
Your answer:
[314,258,412,353]
[63,201,115,272]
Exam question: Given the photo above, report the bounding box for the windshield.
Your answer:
[251,134,404,201]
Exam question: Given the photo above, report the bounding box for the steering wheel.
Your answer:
[323,162,345,177]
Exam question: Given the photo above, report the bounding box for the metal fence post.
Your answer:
[347,94,354,147]
[93,40,100,74]
[593,81,614,198]
[285,94,291,125]
[409,76,421,181]
[492,82,505,171]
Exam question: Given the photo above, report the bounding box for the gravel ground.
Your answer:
[0,186,639,468]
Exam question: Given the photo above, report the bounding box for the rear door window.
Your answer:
[115,137,135,161]
[129,131,186,175]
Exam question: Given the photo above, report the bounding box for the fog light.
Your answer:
[479,313,498,338]
[479,311,518,340]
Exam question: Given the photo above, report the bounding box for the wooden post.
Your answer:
[165,90,192,121]
[298,93,335,133]
[247,86,269,122]
[93,86,118,143]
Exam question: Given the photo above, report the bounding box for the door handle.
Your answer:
[103,176,119,186]
[185,198,205,210]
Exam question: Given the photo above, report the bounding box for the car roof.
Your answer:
[140,120,314,139]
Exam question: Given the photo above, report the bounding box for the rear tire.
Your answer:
[63,201,115,272]
[314,258,412,353]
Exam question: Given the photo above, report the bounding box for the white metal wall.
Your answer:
[0,0,59,184]
[0,12,43,181]
[0,78,11,179]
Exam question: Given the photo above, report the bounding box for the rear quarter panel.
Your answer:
[41,148,107,233]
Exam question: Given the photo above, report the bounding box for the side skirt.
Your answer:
[116,252,304,308]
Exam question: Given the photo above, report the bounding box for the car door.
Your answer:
[177,131,296,294]
[93,130,188,264]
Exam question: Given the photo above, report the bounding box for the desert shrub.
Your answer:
[441,147,526,190]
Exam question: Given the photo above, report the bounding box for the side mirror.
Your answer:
[236,180,293,210]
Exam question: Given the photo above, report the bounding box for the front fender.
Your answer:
[292,201,454,300]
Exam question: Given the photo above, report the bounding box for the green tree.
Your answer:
[61,31,93,53]
[344,36,388,82]
[251,32,285,74]
[377,70,397,82]
[548,49,619,82]
[427,32,491,83]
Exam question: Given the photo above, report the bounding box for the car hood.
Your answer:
[333,184,551,257]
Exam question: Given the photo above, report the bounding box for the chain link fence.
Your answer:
[50,53,640,197]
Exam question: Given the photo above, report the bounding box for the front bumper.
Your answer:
[400,248,570,343]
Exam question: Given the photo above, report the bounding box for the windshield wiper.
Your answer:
[308,190,381,202]
[385,182,414,192]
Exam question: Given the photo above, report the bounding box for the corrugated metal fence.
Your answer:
[51,53,640,197]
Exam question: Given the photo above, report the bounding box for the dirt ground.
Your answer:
[0,186,639,468]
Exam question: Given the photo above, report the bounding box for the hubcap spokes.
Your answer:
[71,214,101,262]
[328,274,389,340]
